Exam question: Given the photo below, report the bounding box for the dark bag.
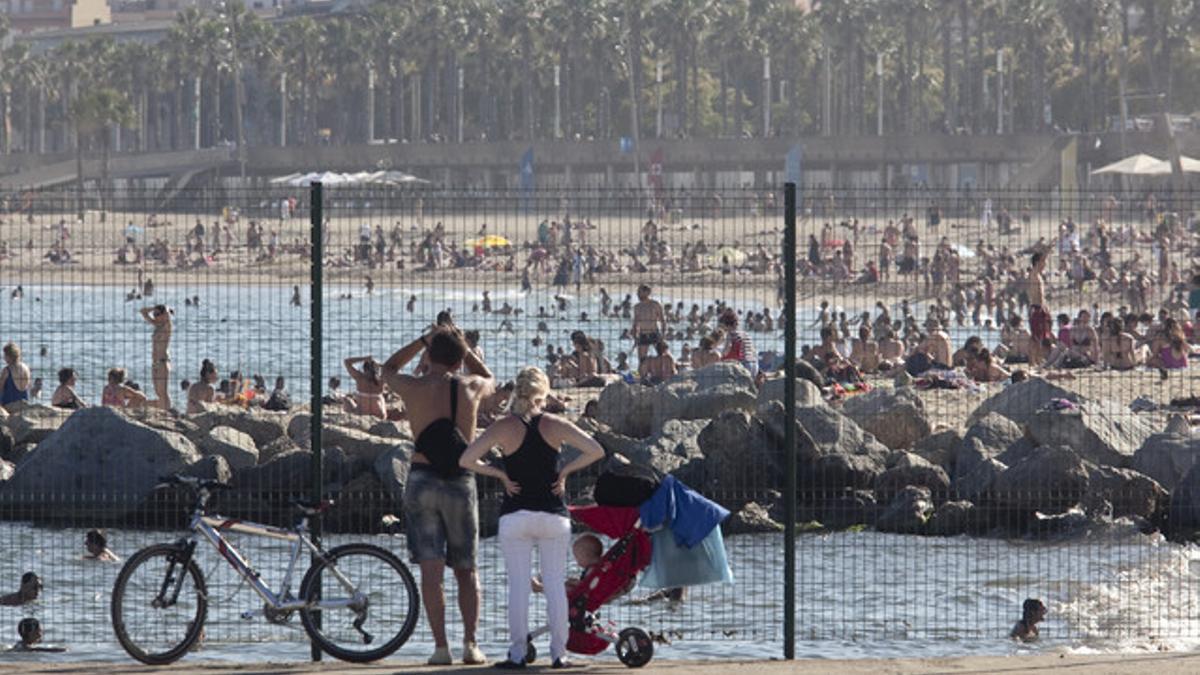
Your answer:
[594,461,662,507]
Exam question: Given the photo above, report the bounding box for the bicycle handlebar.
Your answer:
[157,474,234,492]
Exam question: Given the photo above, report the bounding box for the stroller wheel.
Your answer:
[524,638,537,665]
[616,627,653,668]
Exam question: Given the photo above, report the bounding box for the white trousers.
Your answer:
[498,510,571,662]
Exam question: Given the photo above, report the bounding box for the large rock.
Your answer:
[233,446,348,497]
[841,388,931,450]
[874,452,950,505]
[198,426,259,470]
[912,428,963,473]
[762,401,889,493]
[593,381,657,437]
[5,405,72,445]
[1087,466,1165,520]
[194,407,288,448]
[724,502,784,534]
[992,446,1090,514]
[594,363,757,438]
[952,457,1007,502]
[875,486,933,534]
[259,436,300,464]
[373,441,414,503]
[1025,399,1155,468]
[958,413,1024,478]
[286,410,402,442]
[182,454,232,483]
[0,425,13,462]
[927,500,975,536]
[367,420,412,440]
[321,425,403,464]
[0,407,200,517]
[1132,432,1200,491]
[967,377,1079,427]
[0,459,13,482]
[625,418,707,477]
[756,377,825,411]
[696,411,776,496]
[817,489,879,529]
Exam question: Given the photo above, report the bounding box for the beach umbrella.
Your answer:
[707,246,748,267]
[466,234,512,249]
[1180,156,1200,173]
[1090,153,1171,176]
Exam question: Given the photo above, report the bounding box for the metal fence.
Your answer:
[0,182,1197,661]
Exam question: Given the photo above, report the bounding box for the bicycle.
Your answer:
[110,475,419,665]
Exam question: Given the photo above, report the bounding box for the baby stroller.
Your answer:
[524,505,656,668]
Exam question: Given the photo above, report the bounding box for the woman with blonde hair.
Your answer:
[459,366,605,669]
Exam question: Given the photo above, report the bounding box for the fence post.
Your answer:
[783,182,797,659]
[309,181,324,662]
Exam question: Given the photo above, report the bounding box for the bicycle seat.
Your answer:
[292,499,335,516]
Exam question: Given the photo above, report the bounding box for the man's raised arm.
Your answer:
[382,335,427,377]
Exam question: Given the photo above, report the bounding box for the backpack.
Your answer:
[594,461,662,507]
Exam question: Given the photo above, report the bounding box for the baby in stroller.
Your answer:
[525,506,655,668]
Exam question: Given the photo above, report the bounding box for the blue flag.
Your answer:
[519,147,535,192]
[784,143,803,187]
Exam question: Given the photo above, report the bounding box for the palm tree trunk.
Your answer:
[941,14,954,131]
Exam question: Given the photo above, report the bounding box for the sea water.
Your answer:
[1,522,1198,663]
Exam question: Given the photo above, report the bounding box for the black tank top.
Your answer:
[500,415,567,517]
[413,378,469,479]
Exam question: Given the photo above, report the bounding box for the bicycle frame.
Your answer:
[183,511,362,617]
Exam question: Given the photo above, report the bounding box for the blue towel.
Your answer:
[638,475,730,549]
[639,526,734,589]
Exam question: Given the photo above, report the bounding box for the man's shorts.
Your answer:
[402,468,478,570]
[637,332,661,346]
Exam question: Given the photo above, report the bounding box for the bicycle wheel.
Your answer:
[111,543,208,665]
[299,543,419,663]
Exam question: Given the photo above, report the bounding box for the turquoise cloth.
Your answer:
[639,526,734,590]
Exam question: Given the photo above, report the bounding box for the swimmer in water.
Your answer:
[1010,598,1046,642]
[0,573,41,606]
[84,529,120,562]
[8,618,65,653]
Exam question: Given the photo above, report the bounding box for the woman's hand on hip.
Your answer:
[501,474,521,496]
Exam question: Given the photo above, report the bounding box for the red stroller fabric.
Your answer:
[565,506,653,655]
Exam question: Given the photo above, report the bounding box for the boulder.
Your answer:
[0,407,200,517]
[817,489,879,530]
[259,436,301,464]
[194,407,288,448]
[992,446,1090,514]
[321,425,403,464]
[0,425,13,462]
[182,454,232,484]
[958,413,1024,477]
[967,377,1079,427]
[9,443,35,465]
[761,401,888,492]
[756,377,826,411]
[911,428,963,472]
[1168,462,1200,534]
[287,410,395,442]
[594,363,757,438]
[926,500,975,537]
[126,407,201,438]
[724,502,784,534]
[875,486,933,534]
[367,420,412,440]
[374,441,414,503]
[1025,399,1155,468]
[1132,432,1200,491]
[0,459,13,482]
[952,457,1007,502]
[696,411,776,496]
[624,418,707,477]
[233,446,348,497]
[874,452,950,505]
[593,381,657,438]
[841,387,931,450]
[1087,466,1166,520]
[5,405,72,446]
[198,426,259,470]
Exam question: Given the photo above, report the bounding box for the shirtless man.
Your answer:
[690,334,722,369]
[1026,252,1051,365]
[139,305,173,410]
[631,285,667,365]
[876,325,905,371]
[381,327,494,666]
[920,318,953,368]
[639,341,678,385]
[848,325,881,374]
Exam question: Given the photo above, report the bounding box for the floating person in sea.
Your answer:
[0,573,41,606]
[291,285,302,307]
[83,529,120,562]
[6,619,65,653]
[1010,598,1046,642]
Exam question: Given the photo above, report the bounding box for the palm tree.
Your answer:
[279,16,322,145]
[72,87,135,214]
